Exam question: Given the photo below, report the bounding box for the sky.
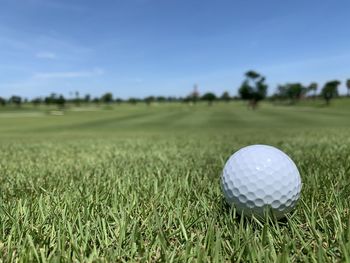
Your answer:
[1,0,350,99]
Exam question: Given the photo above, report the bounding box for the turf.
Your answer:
[0,101,349,262]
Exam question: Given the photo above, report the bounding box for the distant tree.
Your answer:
[346,79,350,97]
[156,96,166,102]
[9,95,22,107]
[101,92,113,104]
[274,85,288,100]
[44,96,53,106]
[44,93,57,106]
[287,83,307,103]
[201,92,217,106]
[84,94,91,103]
[128,98,138,105]
[44,97,50,106]
[183,97,191,103]
[74,91,81,106]
[144,96,155,106]
[56,95,66,109]
[32,97,42,107]
[0,97,6,106]
[166,96,176,102]
[308,82,318,98]
[274,83,307,103]
[220,91,231,102]
[115,98,123,104]
[92,97,100,105]
[321,80,340,105]
[42,93,65,108]
[238,70,268,109]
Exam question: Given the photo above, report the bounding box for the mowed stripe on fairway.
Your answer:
[1,101,350,138]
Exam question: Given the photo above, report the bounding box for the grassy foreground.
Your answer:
[0,101,350,262]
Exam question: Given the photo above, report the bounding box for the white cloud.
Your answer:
[36,51,57,59]
[33,68,104,79]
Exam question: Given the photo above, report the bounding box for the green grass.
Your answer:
[0,100,350,262]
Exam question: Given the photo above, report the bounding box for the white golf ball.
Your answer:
[221,145,302,219]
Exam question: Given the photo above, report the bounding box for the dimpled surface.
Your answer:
[221,145,302,219]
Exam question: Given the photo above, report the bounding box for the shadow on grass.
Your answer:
[217,196,291,229]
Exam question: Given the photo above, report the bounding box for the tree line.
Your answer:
[1,71,349,109]
[0,92,226,108]
[238,71,347,109]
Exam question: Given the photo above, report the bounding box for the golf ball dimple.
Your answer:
[221,145,302,219]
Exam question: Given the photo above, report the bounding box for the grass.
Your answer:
[0,100,349,262]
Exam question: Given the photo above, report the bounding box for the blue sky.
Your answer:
[1,0,350,99]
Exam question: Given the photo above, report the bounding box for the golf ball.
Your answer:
[221,145,302,219]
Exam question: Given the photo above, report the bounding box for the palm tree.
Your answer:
[346,79,350,97]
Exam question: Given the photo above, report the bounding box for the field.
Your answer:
[0,100,350,262]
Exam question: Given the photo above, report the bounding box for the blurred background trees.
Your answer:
[275,83,307,104]
[201,92,217,106]
[239,71,268,109]
[1,72,350,109]
[100,92,113,104]
[0,97,6,106]
[9,96,22,107]
[220,91,231,102]
[308,82,318,98]
[321,80,340,105]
